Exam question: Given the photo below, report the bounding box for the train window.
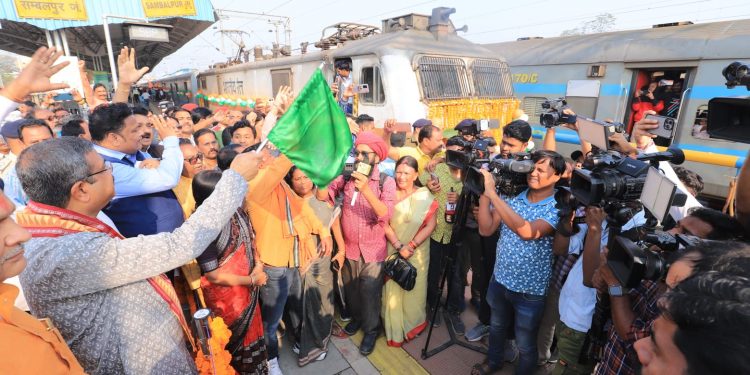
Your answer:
[471,59,514,98]
[692,105,709,139]
[521,97,548,121]
[360,66,385,104]
[183,82,188,91]
[200,78,207,90]
[271,68,292,97]
[417,56,470,100]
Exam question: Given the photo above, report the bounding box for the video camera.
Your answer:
[707,61,750,144]
[607,232,702,288]
[446,138,534,197]
[540,98,578,128]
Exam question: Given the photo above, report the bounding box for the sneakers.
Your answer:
[268,357,283,375]
[340,308,352,322]
[360,332,377,355]
[465,323,490,342]
[446,313,466,336]
[343,321,361,336]
[292,343,300,355]
[504,339,519,363]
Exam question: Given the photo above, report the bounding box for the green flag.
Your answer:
[267,68,353,187]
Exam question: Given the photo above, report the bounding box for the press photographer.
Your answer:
[472,150,566,375]
[589,207,743,375]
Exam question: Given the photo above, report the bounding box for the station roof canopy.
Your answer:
[0,0,216,71]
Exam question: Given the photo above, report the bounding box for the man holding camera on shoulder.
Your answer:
[472,149,567,375]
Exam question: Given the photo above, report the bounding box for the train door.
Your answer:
[625,68,691,146]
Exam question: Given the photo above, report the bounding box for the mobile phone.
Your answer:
[353,162,373,177]
[645,114,677,139]
[394,122,412,132]
[352,84,370,94]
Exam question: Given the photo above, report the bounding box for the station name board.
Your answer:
[13,0,87,20]
[141,0,197,18]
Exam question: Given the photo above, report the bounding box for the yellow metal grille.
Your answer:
[427,98,521,140]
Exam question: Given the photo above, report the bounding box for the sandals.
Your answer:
[331,322,348,338]
[471,361,502,375]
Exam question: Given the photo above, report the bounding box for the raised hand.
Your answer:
[2,47,69,102]
[117,47,149,85]
[152,115,177,140]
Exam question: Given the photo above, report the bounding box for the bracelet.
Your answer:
[408,241,417,250]
[393,242,403,250]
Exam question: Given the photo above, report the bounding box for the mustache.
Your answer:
[0,245,24,265]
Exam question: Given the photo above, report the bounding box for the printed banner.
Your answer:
[13,0,87,20]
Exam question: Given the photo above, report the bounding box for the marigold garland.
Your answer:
[194,316,237,375]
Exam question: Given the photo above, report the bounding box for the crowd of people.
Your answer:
[0,46,749,375]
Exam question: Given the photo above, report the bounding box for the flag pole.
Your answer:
[255,139,269,154]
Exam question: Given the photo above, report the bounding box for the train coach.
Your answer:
[484,19,750,201]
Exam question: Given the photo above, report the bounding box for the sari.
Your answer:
[198,209,267,375]
[382,187,438,347]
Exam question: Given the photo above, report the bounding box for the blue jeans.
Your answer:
[487,279,546,374]
[260,266,301,360]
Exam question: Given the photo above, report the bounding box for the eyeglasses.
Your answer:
[184,153,204,165]
[86,161,113,179]
[353,150,373,158]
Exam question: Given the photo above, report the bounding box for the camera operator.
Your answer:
[465,119,533,347]
[421,136,467,332]
[472,150,567,375]
[635,241,750,375]
[636,270,750,375]
[590,207,743,375]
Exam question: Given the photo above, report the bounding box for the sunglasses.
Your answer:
[184,153,204,165]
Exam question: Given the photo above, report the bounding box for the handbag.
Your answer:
[384,252,417,291]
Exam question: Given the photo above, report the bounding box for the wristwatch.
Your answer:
[608,285,626,297]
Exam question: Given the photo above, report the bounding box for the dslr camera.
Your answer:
[540,98,578,128]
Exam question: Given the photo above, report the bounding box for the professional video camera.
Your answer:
[707,61,750,144]
[570,118,686,208]
[607,232,702,288]
[540,98,578,128]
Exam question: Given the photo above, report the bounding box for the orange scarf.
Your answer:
[16,201,195,351]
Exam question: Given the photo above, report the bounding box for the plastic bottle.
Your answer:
[445,187,456,224]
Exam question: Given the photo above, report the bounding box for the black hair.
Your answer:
[193,128,217,144]
[686,207,744,240]
[22,100,36,108]
[92,83,107,93]
[61,119,86,137]
[356,114,374,124]
[673,166,704,196]
[531,149,566,176]
[18,119,53,141]
[284,165,317,190]
[570,150,584,161]
[131,106,150,116]
[217,145,239,171]
[503,120,532,143]
[686,241,750,276]
[53,107,68,114]
[335,60,351,71]
[191,107,213,124]
[178,138,193,146]
[659,271,750,375]
[88,103,133,142]
[229,119,257,140]
[192,170,224,208]
[395,156,423,187]
[418,125,440,143]
[486,137,497,147]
